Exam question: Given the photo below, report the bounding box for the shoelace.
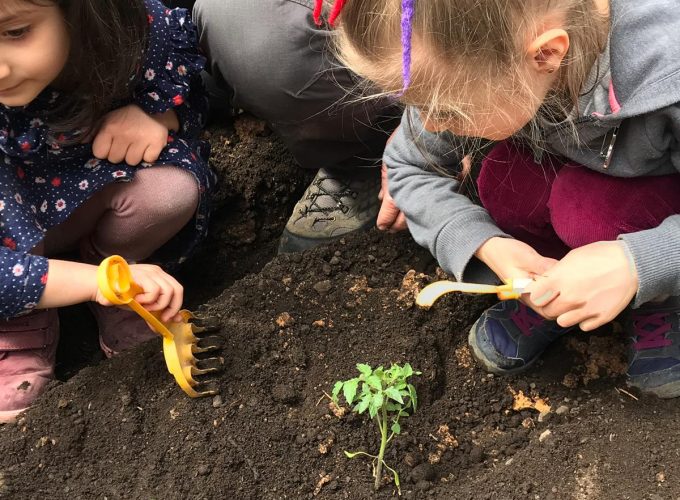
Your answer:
[299,177,355,222]
[632,312,672,350]
[510,302,546,337]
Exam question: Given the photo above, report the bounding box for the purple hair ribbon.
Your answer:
[397,0,415,96]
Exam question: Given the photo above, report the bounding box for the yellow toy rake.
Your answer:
[97,255,223,398]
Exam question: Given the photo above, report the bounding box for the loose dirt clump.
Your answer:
[0,120,679,500]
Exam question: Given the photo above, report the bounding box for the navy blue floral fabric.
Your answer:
[0,0,214,318]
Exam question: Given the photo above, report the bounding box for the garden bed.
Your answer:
[0,121,678,500]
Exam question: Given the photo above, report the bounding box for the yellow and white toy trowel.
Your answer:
[416,278,534,309]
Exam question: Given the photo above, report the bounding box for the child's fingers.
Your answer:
[142,142,164,164]
[107,137,132,164]
[524,278,558,307]
[133,277,162,305]
[92,132,113,160]
[167,278,184,321]
[142,275,184,322]
[389,212,408,233]
[557,309,598,331]
[141,275,176,310]
[125,142,148,166]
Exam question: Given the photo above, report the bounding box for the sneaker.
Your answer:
[0,310,59,423]
[278,167,380,254]
[89,304,157,358]
[627,298,680,398]
[468,300,574,375]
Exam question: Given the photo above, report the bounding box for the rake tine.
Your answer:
[189,316,222,332]
[195,334,224,347]
[192,344,221,355]
[192,366,222,376]
[194,355,224,371]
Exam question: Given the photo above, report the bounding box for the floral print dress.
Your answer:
[0,0,215,318]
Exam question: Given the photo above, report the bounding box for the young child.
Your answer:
[334,0,680,397]
[0,0,214,421]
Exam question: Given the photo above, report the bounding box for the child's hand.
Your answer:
[475,237,557,283]
[92,105,179,166]
[94,264,184,323]
[377,163,408,232]
[525,241,638,331]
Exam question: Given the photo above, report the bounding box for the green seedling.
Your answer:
[332,363,420,493]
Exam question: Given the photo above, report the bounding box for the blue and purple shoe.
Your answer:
[468,300,574,375]
[627,298,680,398]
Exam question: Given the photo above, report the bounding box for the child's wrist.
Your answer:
[152,109,179,132]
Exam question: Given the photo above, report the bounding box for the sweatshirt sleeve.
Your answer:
[133,1,208,137]
[385,107,510,283]
[618,105,680,307]
[0,248,49,318]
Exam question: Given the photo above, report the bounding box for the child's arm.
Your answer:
[92,3,207,167]
[131,3,208,139]
[0,248,183,322]
[385,107,552,283]
[38,260,184,323]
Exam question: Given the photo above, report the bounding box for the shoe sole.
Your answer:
[277,218,377,255]
[467,317,542,376]
[629,372,680,399]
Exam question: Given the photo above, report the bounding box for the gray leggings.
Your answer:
[192,0,401,172]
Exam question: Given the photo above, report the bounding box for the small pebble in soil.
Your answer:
[538,412,552,424]
[555,405,570,416]
[409,463,436,483]
[469,446,484,463]
[313,280,332,296]
[272,384,298,404]
[329,256,340,265]
[196,464,211,476]
[416,480,432,491]
[212,395,223,408]
[404,451,424,467]
[539,429,553,443]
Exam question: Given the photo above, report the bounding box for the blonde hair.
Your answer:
[337,0,608,134]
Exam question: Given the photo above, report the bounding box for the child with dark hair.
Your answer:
[0,0,214,421]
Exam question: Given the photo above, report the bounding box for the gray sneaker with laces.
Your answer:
[278,168,380,254]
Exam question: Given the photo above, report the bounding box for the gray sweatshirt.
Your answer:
[384,0,680,308]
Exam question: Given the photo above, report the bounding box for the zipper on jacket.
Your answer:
[599,125,620,169]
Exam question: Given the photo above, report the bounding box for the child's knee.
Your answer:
[124,167,199,223]
[549,166,625,247]
[478,141,555,227]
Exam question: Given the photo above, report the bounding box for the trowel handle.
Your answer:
[97,255,174,340]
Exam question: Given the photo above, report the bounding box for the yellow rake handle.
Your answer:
[96,255,173,341]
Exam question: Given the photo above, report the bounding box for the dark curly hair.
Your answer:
[24,0,149,138]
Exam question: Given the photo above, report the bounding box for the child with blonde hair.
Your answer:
[332,0,680,397]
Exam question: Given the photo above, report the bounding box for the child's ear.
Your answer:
[527,29,570,74]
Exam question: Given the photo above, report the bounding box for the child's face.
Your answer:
[0,1,70,107]
[420,76,550,140]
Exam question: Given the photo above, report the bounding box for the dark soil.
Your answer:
[1,119,679,500]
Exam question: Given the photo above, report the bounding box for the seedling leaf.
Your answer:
[385,387,404,404]
[355,394,371,414]
[366,375,382,391]
[357,363,372,376]
[331,381,343,401]
[391,422,401,435]
[343,378,359,405]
